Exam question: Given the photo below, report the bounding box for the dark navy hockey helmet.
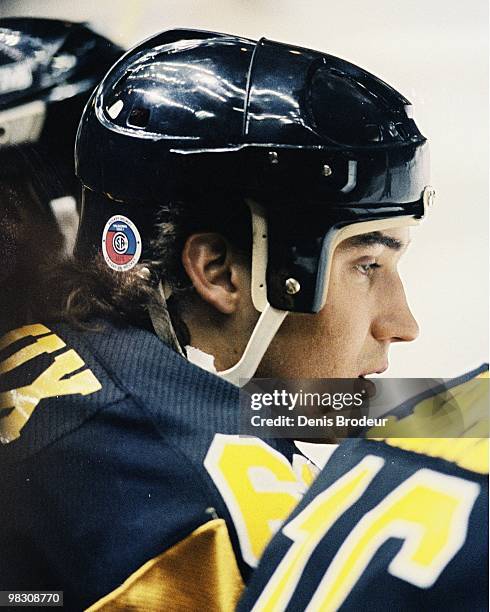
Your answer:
[75,28,433,315]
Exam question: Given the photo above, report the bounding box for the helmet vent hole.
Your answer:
[364,124,381,143]
[127,106,150,128]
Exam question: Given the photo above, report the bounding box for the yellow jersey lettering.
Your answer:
[0,324,52,352]
[0,325,102,444]
[1,333,66,374]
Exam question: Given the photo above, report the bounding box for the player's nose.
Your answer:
[371,276,419,343]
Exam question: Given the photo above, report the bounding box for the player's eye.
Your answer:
[354,262,381,276]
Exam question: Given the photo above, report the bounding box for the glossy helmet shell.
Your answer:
[0,17,122,199]
[76,28,429,312]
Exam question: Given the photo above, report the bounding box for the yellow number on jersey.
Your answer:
[252,455,384,611]
[254,459,479,612]
[204,434,318,567]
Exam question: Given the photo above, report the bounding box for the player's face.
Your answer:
[257,227,419,378]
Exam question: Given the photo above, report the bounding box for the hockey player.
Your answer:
[0,17,122,330]
[1,29,433,610]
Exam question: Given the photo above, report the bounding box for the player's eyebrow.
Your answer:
[342,231,405,251]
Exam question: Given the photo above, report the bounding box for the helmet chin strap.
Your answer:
[149,279,187,358]
[218,305,288,387]
[218,199,287,386]
[149,276,287,385]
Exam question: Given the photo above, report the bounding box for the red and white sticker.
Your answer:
[102,215,142,272]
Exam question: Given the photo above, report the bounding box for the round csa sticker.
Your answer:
[102,215,142,272]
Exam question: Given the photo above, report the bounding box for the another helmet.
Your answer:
[75,29,434,383]
[0,17,122,247]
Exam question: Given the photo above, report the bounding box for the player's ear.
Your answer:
[182,233,244,314]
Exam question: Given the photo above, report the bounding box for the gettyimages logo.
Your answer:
[239,372,489,440]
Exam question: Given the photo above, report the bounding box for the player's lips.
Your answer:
[356,363,388,399]
[359,364,388,377]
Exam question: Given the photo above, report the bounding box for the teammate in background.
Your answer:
[2,29,434,610]
[0,17,122,330]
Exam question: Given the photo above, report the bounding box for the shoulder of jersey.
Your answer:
[0,321,190,459]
